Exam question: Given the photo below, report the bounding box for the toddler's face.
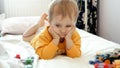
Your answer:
[50,15,75,38]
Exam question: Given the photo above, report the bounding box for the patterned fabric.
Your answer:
[76,0,98,35]
[76,0,85,29]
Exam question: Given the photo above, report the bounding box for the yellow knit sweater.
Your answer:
[31,26,81,59]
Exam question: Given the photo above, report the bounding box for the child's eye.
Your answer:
[66,25,71,27]
[56,24,60,27]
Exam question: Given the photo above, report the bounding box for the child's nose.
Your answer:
[60,28,66,33]
[61,30,65,33]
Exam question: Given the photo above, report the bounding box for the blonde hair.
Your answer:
[48,0,78,22]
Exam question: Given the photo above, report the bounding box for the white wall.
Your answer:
[4,0,51,17]
[0,0,4,14]
[98,0,120,44]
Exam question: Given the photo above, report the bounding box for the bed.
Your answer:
[0,17,120,68]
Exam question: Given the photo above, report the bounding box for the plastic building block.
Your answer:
[15,54,21,59]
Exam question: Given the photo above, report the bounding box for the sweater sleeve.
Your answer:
[66,31,81,58]
[31,34,58,59]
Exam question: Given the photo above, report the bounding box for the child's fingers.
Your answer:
[69,26,75,33]
[72,27,75,31]
[51,26,56,34]
[49,26,53,33]
[53,26,60,34]
[50,27,58,38]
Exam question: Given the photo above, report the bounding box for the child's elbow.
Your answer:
[36,50,54,60]
[40,55,54,60]
[76,53,81,57]
[68,51,81,58]
[75,51,81,58]
[72,53,81,58]
[37,54,54,60]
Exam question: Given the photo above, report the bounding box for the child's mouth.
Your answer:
[60,38,65,42]
[59,33,67,38]
[60,35,66,38]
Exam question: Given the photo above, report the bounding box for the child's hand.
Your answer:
[65,27,75,49]
[65,26,75,39]
[38,13,48,27]
[48,26,60,40]
[49,26,60,45]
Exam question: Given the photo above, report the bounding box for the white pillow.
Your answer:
[1,16,49,35]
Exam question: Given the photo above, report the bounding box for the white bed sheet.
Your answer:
[0,29,120,68]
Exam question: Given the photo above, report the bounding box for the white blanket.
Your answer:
[0,29,120,68]
[0,35,38,68]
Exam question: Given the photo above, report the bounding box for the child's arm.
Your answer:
[35,38,59,59]
[22,13,48,42]
[65,27,81,58]
[31,26,60,59]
